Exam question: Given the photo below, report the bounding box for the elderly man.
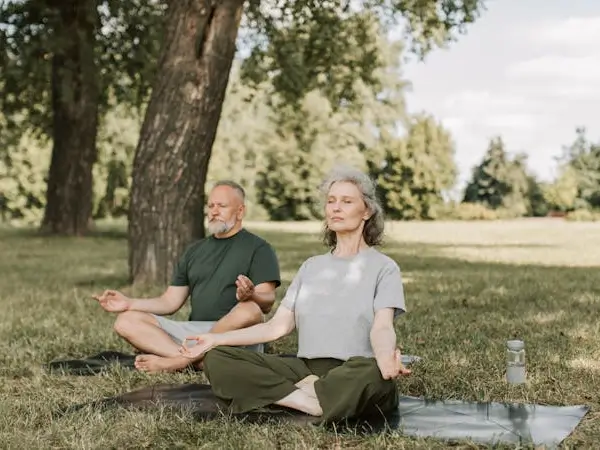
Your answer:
[93,180,281,373]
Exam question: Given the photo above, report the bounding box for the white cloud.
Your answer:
[481,114,538,130]
[443,90,529,111]
[507,55,600,82]
[530,17,600,50]
[402,6,600,188]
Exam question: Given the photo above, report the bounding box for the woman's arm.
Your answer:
[215,304,295,345]
[370,308,411,379]
[370,308,397,360]
[180,304,295,359]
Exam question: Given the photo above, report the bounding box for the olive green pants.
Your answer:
[203,346,399,423]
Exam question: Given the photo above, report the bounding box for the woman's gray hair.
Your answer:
[319,165,385,248]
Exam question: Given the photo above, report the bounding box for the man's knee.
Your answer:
[231,301,263,327]
[113,311,157,337]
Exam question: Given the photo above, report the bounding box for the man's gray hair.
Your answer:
[319,165,385,248]
[212,180,246,202]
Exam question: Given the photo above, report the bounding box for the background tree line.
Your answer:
[3,65,599,225]
[2,0,598,283]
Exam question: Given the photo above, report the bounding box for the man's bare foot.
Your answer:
[295,374,319,398]
[134,354,191,373]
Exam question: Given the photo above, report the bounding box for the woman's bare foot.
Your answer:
[295,374,319,398]
[134,354,191,373]
[275,389,323,416]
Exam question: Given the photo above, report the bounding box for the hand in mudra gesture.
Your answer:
[179,334,217,360]
[92,289,130,313]
[377,348,412,380]
[235,275,255,302]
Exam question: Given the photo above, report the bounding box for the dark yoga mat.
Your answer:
[46,351,422,376]
[63,383,588,448]
[47,351,138,375]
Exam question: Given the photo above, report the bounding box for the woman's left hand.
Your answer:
[377,348,412,379]
[179,333,217,360]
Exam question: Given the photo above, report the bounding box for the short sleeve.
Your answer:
[170,245,193,286]
[280,261,307,312]
[248,243,281,287]
[373,261,406,318]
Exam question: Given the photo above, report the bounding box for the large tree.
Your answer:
[0,0,165,234]
[128,0,488,284]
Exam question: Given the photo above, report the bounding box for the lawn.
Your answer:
[0,218,598,449]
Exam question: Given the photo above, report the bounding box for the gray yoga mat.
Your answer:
[63,383,588,448]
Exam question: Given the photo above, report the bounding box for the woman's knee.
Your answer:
[348,357,395,390]
[203,346,238,373]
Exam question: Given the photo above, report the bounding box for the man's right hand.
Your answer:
[92,289,131,313]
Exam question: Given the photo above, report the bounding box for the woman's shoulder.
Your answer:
[364,247,402,271]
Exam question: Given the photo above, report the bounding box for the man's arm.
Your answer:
[127,286,189,315]
[244,242,281,313]
[249,281,277,313]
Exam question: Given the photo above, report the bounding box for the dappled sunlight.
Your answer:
[568,358,600,372]
[386,219,600,267]
[527,310,566,325]
[249,219,600,267]
[445,351,470,368]
[1,222,599,447]
[566,323,599,341]
[573,292,600,305]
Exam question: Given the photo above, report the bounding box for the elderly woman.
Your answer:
[179,166,410,423]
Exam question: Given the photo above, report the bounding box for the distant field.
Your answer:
[0,219,598,448]
[249,218,600,267]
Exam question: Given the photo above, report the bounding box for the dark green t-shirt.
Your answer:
[171,228,281,321]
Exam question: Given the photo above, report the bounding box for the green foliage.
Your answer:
[433,202,499,220]
[0,0,166,137]
[565,208,600,222]
[207,70,273,220]
[375,114,457,220]
[93,101,142,219]
[0,104,142,225]
[462,137,536,217]
[542,166,579,212]
[541,128,600,216]
[0,127,50,225]
[256,90,368,220]
[559,128,600,210]
[242,7,384,109]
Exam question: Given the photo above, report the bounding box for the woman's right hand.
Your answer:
[179,334,218,360]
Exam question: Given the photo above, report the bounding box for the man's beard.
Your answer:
[207,218,235,235]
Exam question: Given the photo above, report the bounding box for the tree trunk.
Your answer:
[41,0,100,235]
[128,0,245,285]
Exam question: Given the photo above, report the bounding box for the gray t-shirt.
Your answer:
[280,247,406,361]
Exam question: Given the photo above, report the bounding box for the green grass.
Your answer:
[1,218,599,449]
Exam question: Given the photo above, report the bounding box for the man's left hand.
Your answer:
[235,275,255,302]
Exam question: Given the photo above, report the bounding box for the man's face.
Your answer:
[206,185,243,235]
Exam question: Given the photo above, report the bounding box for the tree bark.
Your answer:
[41,0,100,235]
[128,0,245,285]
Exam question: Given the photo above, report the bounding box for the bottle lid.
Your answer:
[506,339,525,351]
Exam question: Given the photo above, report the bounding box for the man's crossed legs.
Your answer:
[113,301,263,373]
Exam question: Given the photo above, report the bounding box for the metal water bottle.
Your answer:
[506,339,526,384]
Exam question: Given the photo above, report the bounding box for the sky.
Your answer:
[401,0,600,187]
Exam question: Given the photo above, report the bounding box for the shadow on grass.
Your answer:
[2,228,599,417]
[73,274,131,288]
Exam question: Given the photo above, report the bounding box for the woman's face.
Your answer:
[325,181,370,233]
